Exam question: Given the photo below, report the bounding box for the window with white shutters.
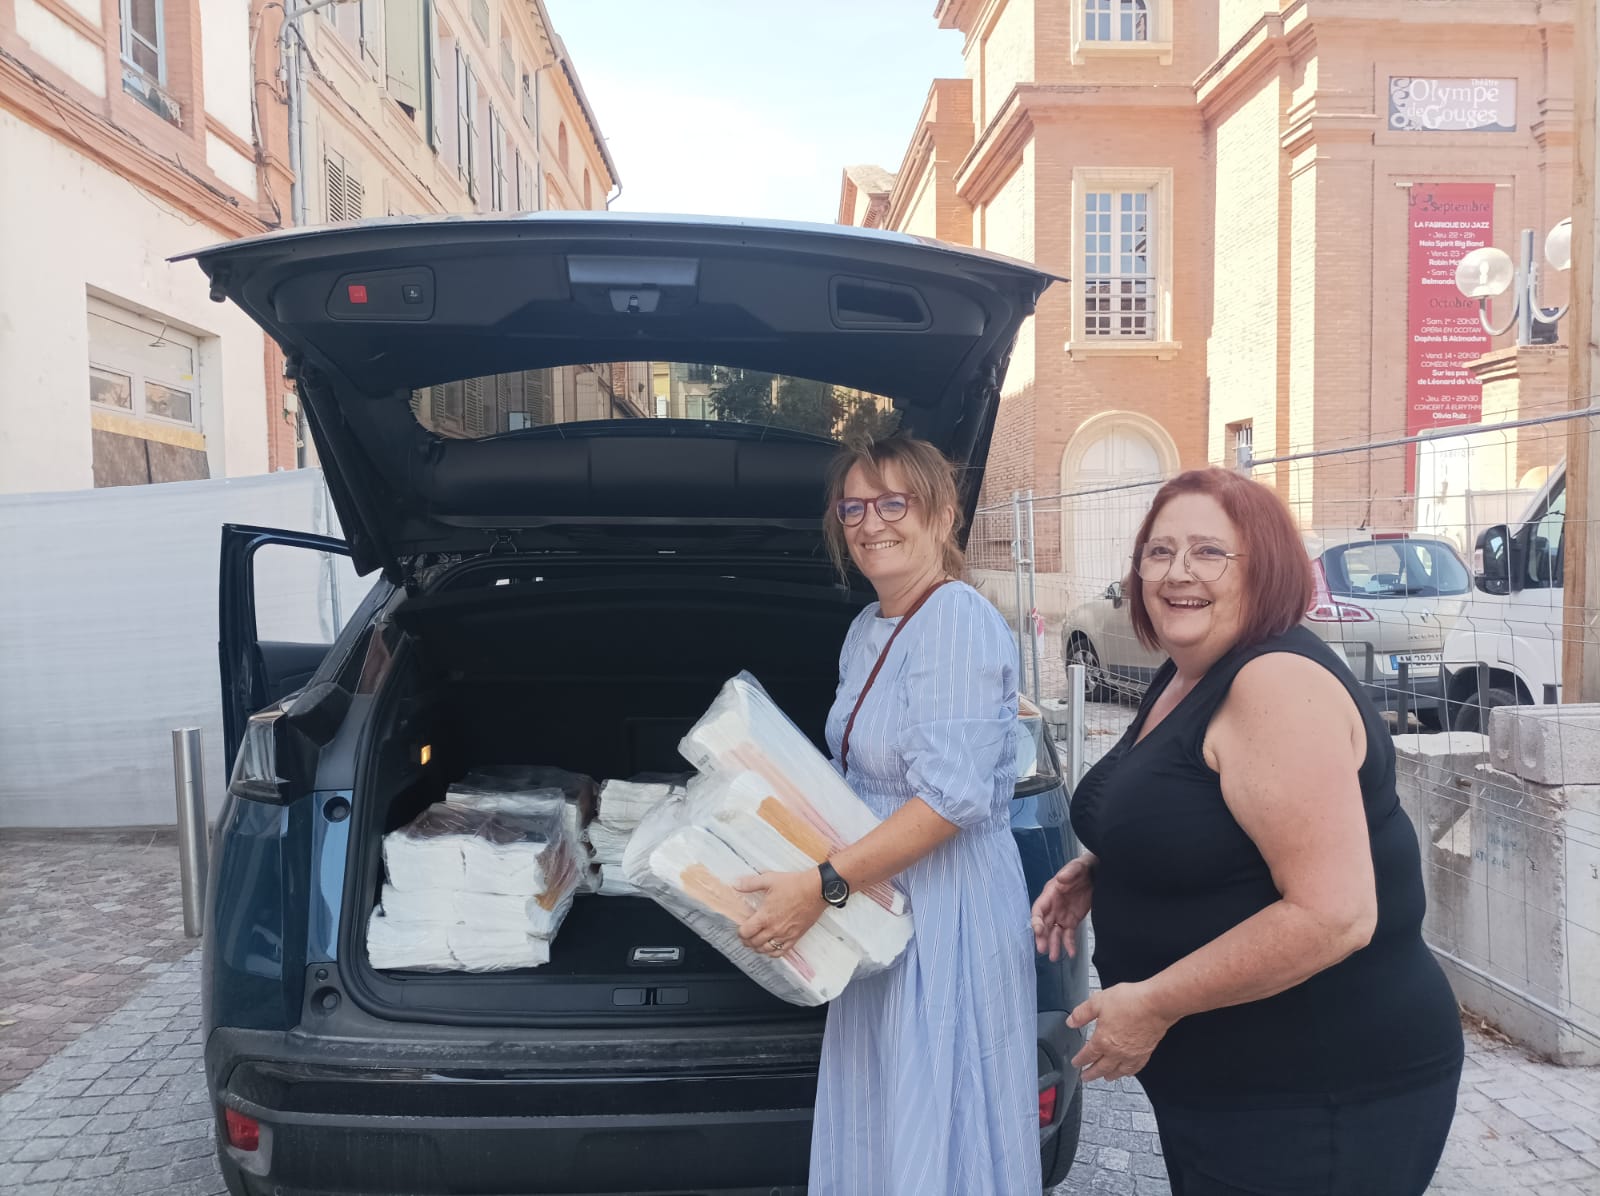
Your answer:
[325,152,364,223]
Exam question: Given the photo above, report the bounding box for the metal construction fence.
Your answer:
[974,408,1600,1064]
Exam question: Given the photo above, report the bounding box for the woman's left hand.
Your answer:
[734,870,827,956]
[1068,982,1174,1083]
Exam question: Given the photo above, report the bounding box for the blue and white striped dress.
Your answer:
[809,582,1040,1195]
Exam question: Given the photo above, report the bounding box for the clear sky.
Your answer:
[545,0,966,223]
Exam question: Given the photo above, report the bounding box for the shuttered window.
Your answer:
[325,152,365,222]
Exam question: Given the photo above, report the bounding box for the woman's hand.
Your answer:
[1030,855,1095,961]
[1067,982,1173,1083]
[734,870,827,956]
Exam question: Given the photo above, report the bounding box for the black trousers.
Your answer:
[1149,1065,1462,1196]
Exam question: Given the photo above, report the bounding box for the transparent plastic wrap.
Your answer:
[451,766,598,827]
[693,770,911,971]
[679,671,910,919]
[446,778,600,893]
[623,801,856,1006]
[585,821,633,864]
[597,773,689,829]
[383,796,571,895]
[365,910,552,972]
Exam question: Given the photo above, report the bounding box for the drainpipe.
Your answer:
[532,62,547,210]
[278,0,351,467]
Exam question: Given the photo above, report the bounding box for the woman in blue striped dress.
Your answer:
[735,435,1040,1195]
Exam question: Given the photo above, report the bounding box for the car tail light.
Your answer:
[1306,559,1374,623]
[224,1108,260,1152]
[1039,1083,1058,1127]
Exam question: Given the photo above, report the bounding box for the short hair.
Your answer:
[1126,468,1313,651]
[823,434,965,580]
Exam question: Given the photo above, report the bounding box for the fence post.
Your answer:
[1024,489,1043,705]
[1065,662,1088,790]
[171,728,209,939]
[1010,491,1029,693]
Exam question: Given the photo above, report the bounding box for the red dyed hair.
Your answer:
[1126,468,1314,651]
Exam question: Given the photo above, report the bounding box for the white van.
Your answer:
[1441,463,1567,731]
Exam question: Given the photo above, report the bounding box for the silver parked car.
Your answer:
[1063,532,1472,723]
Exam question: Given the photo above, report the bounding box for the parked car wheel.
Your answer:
[1449,685,1520,734]
[1064,633,1112,702]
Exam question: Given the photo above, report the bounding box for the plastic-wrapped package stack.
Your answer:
[623,673,913,1006]
[587,774,687,897]
[449,765,600,893]
[368,777,581,971]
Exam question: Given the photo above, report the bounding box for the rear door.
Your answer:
[218,524,386,764]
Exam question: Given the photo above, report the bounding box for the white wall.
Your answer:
[0,470,374,828]
[0,111,270,493]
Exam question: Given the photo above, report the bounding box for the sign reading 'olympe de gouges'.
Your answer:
[1389,77,1518,133]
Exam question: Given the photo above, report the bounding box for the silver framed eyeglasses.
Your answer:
[1136,543,1245,582]
[835,492,915,527]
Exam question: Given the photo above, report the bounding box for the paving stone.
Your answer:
[26,1157,75,1182]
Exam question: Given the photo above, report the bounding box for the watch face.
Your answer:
[823,879,849,904]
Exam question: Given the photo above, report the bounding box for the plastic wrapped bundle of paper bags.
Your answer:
[624,672,913,1006]
[585,775,686,896]
[368,773,584,971]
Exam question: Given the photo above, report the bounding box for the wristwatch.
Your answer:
[818,861,850,909]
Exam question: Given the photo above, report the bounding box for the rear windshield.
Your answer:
[1321,538,1471,598]
[410,361,900,442]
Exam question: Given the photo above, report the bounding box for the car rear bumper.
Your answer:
[209,1013,1083,1195]
[211,1027,818,1195]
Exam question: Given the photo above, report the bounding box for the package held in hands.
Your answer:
[623,672,914,1005]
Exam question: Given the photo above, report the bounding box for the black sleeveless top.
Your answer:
[1070,625,1463,1108]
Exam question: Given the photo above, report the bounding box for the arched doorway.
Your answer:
[1060,414,1179,590]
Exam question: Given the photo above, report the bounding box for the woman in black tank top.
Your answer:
[1031,469,1463,1196]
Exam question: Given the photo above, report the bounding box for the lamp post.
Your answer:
[1454,220,1574,346]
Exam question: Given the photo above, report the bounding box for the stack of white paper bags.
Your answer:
[453,765,601,893]
[623,672,913,1006]
[368,779,580,971]
[587,775,686,896]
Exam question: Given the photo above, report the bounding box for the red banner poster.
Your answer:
[1406,183,1495,489]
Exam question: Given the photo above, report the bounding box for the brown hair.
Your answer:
[1126,468,1313,651]
[823,434,965,580]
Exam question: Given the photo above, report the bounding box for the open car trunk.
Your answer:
[342,561,863,1027]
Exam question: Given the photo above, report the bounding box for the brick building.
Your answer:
[840,0,1573,572]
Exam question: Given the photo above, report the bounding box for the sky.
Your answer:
[545,0,966,223]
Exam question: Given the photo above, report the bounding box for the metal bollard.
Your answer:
[171,728,209,939]
[1065,662,1088,792]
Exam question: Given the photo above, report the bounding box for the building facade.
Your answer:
[274,0,621,448]
[0,0,280,490]
[841,0,1573,568]
[0,0,618,492]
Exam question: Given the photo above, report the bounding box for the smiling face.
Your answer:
[840,460,951,595]
[1139,492,1247,661]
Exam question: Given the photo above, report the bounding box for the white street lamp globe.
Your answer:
[1545,218,1572,272]
[1455,247,1515,299]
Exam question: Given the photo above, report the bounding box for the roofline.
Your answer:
[524,0,621,190]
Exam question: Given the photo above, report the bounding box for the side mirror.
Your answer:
[1474,525,1511,596]
[1103,580,1124,606]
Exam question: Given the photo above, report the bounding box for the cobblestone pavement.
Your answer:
[3,832,1598,1195]
[0,829,193,1093]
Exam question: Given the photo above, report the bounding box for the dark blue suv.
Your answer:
[187,215,1087,1195]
